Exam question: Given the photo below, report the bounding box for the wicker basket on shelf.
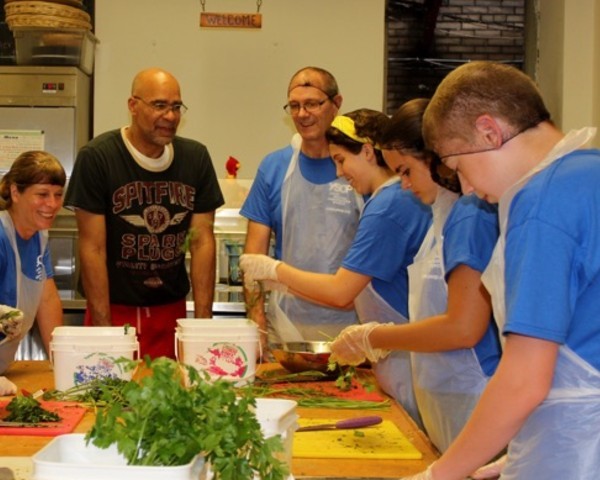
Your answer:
[4,0,91,31]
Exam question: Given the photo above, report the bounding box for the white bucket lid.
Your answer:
[177,318,257,330]
[175,333,258,345]
[50,341,140,353]
[52,326,137,337]
[52,326,137,344]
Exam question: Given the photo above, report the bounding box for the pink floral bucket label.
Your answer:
[195,342,249,379]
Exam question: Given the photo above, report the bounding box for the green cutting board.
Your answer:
[293,418,423,460]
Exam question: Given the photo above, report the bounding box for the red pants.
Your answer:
[84,299,187,359]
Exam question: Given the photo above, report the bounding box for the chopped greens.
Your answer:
[328,362,376,393]
[0,309,23,340]
[3,395,60,423]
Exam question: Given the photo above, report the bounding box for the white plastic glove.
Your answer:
[0,376,17,396]
[240,254,281,289]
[0,304,24,344]
[400,463,436,480]
[470,455,507,479]
[329,322,391,366]
[262,279,288,294]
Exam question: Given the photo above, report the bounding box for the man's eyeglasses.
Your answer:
[133,96,188,115]
[438,117,548,163]
[283,97,331,116]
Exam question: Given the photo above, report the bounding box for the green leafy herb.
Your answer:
[256,369,330,384]
[43,376,129,408]
[243,279,265,310]
[0,310,20,321]
[180,227,197,254]
[0,309,22,339]
[86,357,288,480]
[240,384,390,410]
[3,395,60,423]
[327,361,376,393]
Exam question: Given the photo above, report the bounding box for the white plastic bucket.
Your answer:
[50,326,139,391]
[52,326,137,345]
[176,318,253,333]
[175,318,259,386]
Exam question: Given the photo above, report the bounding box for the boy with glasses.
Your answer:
[404,61,600,480]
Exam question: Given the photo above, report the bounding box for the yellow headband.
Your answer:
[330,115,375,146]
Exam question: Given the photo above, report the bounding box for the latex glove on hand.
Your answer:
[262,279,288,294]
[0,304,24,344]
[329,322,391,366]
[0,376,17,396]
[470,455,507,479]
[239,254,282,290]
[400,463,436,480]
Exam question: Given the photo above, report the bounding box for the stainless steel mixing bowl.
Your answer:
[271,341,332,373]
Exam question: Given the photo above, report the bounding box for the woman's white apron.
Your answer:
[0,211,47,372]
[408,188,489,453]
[354,177,421,426]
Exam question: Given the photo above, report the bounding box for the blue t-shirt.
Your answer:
[443,194,501,376]
[240,144,341,260]
[504,150,600,370]
[0,226,53,306]
[342,182,431,317]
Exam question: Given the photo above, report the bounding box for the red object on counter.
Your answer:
[290,378,386,402]
[259,367,386,402]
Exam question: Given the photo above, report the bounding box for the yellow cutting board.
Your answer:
[293,418,423,460]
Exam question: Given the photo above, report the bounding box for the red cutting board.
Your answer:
[0,400,87,436]
[259,367,386,402]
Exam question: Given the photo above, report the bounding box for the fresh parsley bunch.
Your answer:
[86,356,288,480]
[4,395,60,423]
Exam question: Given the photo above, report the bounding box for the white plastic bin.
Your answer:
[32,400,297,480]
[32,434,204,480]
[254,398,298,467]
[175,318,259,386]
[50,326,139,390]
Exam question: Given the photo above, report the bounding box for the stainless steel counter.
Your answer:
[60,283,247,318]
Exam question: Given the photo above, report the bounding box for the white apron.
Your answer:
[353,178,422,427]
[408,188,490,453]
[480,128,600,479]
[267,134,361,343]
[0,211,47,373]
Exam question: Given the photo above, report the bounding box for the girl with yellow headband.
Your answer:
[241,108,432,426]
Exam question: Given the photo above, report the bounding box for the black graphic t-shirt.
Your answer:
[65,129,224,306]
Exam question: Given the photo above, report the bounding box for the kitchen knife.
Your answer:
[296,415,382,432]
[0,421,54,428]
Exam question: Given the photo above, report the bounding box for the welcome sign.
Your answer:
[200,12,262,29]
